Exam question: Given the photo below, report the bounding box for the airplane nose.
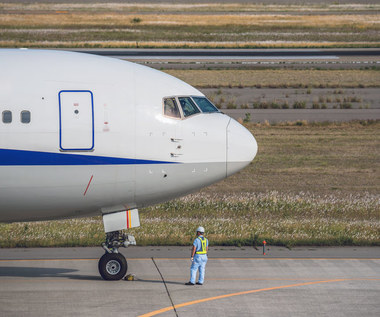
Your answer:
[226,118,258,177]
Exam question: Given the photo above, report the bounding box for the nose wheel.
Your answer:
[98,252,128,281]
[98,230,135,280]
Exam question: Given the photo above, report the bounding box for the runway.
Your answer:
[0,247,379,316]
[222,109,380,123]
[71,48,380,61]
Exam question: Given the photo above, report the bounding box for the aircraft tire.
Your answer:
[98,252,128,280]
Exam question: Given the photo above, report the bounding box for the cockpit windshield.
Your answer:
[178,97,200,117]
[163,95,220,120]
[164,97,181,119]
[192,97,219,113]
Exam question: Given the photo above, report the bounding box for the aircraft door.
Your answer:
[59,90,94,151]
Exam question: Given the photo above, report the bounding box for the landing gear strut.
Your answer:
[98,231,136,281]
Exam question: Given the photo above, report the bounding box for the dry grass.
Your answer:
[0,6,378,48]
[0,192,378,248]
[165,69,380,88]
[137,192,380,246]
[208,121,380,196]
[1,13,378,28]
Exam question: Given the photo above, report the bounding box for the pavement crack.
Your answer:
[151,257,179,317]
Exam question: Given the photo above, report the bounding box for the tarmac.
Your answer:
[0,246,379,316]
[222,109,380,123]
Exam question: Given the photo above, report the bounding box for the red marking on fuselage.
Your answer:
[83,175,93,196]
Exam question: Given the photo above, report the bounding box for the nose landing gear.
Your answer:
[99,252,127,281]
[98,230,136,281]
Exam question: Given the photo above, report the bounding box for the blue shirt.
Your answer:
[193,235,208,253]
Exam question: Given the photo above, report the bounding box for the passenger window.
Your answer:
[164,98,181,119]
[21,111,31,124]
[192,97,219,113]
[178,97,200,117]
[2,110,12,123]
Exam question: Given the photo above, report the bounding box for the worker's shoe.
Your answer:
[196,282,203,285]
[185,282,194,285]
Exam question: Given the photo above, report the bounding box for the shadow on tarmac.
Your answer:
[0,267,185,283]
[0,266,101,281]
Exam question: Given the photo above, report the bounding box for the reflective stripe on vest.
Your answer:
[196,236,207,255]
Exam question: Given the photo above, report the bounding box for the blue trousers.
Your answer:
[190,254,208,284]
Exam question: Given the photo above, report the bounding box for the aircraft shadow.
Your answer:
[0,266,101,281]
[0,267,185,283]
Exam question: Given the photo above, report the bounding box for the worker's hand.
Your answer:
[191,257,194,262]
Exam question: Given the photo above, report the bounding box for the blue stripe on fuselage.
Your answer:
[0,148,176,166]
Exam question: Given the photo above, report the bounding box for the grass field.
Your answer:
[0,2,379,48]
[208,121,379,196]
[0,121,378,248]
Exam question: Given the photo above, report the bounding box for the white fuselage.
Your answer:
[0,49,257,222]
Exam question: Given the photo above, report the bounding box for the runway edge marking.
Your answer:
[138,279,348,317]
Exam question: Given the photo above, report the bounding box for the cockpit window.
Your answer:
[178,97,200,117]
[164,98,181,119]
[192,97,219,113]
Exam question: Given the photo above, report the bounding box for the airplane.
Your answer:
[0,49,258,280]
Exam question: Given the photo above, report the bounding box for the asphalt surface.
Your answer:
[7,0,379,5]
[71,48,380,60]
[223,109,380,123]
[0,247,379,316]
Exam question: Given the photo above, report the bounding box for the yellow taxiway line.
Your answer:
[138,279,349,317]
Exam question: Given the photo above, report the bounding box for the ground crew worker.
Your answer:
[185,226,208,285]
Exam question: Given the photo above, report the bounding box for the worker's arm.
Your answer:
[191,245,196,260]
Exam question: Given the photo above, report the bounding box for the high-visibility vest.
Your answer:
[196,236,207,255]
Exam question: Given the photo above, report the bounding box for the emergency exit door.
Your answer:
[59,90,94,151]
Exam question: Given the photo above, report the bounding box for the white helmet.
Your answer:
[196,226,205,233]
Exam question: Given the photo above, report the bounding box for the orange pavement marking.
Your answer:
[138,279,348,317]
